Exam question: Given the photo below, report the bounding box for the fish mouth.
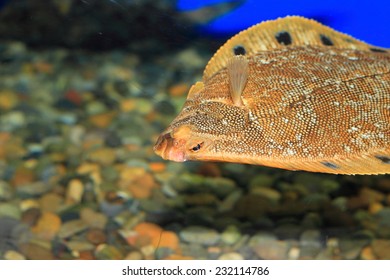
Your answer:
[153,132,188,162]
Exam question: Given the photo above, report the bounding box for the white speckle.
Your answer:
[348,126,359,133]
[283,148,296,156]
[248,111,258,122]
[360,133,371,139]
[343,145,351,153]
[333,101,340,106]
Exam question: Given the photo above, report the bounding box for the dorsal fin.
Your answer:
[187,81,204,99]
[203,16,389,80]
[227,55,248,106]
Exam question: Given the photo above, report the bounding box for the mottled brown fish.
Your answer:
[154,16,390,175]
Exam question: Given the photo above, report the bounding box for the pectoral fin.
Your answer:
[227,55,248,107]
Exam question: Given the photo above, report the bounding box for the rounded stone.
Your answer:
[180,226,220,246]
[218,252,244,260]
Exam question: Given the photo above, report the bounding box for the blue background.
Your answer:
[178,0,390,47]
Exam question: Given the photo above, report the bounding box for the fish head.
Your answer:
[154,82,249,162]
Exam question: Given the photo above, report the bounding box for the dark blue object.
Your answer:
[178,0,390,47]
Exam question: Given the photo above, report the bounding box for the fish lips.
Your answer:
[154,132,188,162]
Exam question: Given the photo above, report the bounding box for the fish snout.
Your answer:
[153,132,188,162]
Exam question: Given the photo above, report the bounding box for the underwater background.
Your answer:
[0,0,389,260]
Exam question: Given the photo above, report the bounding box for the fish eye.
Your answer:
[190,142,204,152]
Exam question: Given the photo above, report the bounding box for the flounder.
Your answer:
[154,16,390,175]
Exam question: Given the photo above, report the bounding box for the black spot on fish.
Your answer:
[370,48,387,53]
[320,34,333,46]
[233,45,246,55]
[321,161,339,169]
[375,155,390,164]
[275,31,292,45]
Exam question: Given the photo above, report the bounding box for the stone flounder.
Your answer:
[154,16,390,175]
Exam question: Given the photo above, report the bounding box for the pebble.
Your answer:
[1,111,26,131]
[21,207,41,226]
[252,239,290,260]
[369,202,384,214]
[20,242,54,260]
[65,179,84,205]
[249,174,275,189]
[88,112,117,128]
[66,240,95,253]
[168,83,190,97]
[16,181,52,197]
[95,244,123,260]
[39,193,63,213]
[319,179,340,194]
[206,177,237,198]
[221,225,241,245]
[4,250,26,260]
[87,147,117,166]
[80,207,108,229]
[31,212,61,241]
[218,190,242,213]
[86,228,107,245]
[11,166,35,188]
[0,203,21,219]
[58,219,88,239]
[218,252,244,260]
[339,238,368,260]
[372,239,390,259]
[149,162,166,173]
[299,230,323,259]
[140,244,156,259]
[347,187,385,209]
[156,231,180,252]
[0,180,13,200]
[180,226,220,246]
[288,246,300,260]
[176,48,206,69]
[124,250,143,260]
[250,186,281,202]
[77,250,95,260]
[247,232,273,245]
[0,90,18,110]
[301,212,323,228]
[360,246,376,260]
[133,222,179,252]
[119,167,158,199]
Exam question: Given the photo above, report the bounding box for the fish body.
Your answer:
[154,16,390,175]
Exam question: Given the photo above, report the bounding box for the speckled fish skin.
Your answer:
[154,16,390,175]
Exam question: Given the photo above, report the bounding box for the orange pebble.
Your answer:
[120,99,136,112]
[134,223,180,252]
[149,162,166,173]
[31,212,62,240]
[168,83,190,97]
[89,112,117,128]
[156,231,180,252]
[11,166,36,187]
